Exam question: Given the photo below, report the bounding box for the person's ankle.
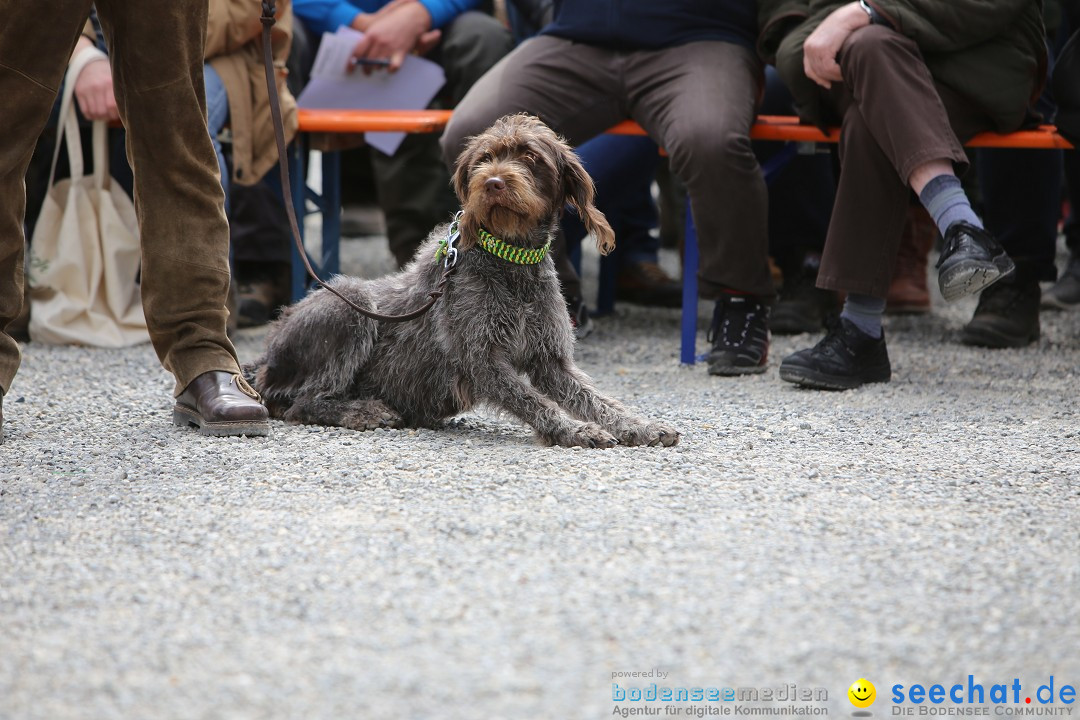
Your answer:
[839,293,885,338]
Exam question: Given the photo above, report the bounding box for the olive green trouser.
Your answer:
[0,0,240,396]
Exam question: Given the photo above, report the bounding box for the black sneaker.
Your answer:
[1042,253,1080,310]
[961,277,1041,348]
[936,222,1015,301]
[779,318,891,390]
[706,295,770,375]
[566,295,593,339]
[771,259,837,335]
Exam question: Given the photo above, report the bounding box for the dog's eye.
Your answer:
[521,152,538,165]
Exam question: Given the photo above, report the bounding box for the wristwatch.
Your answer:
[859,0,894,28]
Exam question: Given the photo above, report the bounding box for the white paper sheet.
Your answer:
[297,26,447,155]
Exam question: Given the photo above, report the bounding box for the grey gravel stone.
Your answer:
[1,234,1079,720]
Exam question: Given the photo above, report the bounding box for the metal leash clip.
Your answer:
[442,210,463,269]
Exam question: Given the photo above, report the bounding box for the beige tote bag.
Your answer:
[28,49,149,347]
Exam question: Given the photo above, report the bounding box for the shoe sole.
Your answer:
[938,255,1015,302]
[778,364,890,391]
[961,324,1040,349]
[707,363,768,377]
[172,404,270,437]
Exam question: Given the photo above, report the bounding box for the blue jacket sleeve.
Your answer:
[417,0,482,29]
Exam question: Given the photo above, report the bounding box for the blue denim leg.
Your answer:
[563,134,661,265]
[204,63,230,214]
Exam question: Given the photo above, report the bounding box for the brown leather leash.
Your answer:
[259,1,453,323]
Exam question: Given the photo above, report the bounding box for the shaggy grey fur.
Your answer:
[247,115,679,448]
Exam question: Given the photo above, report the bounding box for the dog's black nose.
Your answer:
[484,177,506,193]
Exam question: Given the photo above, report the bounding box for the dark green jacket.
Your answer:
[757,0,1047,133]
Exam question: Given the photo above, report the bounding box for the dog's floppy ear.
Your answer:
[452,138,475,204]
[559,143,615,256]
[452,138,481,250]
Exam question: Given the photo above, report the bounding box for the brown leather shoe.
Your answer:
[615,261,682,308]
[886,205,937,314]
[173,371,269,437]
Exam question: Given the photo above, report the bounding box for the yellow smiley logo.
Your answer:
[849,679,876,708]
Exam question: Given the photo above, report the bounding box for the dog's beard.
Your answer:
[472,185,549,242]
[486,203,524,221]
[484,204,533,238]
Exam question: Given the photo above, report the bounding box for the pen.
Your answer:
[350,57,391,68]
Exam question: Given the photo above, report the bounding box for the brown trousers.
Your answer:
[0,0,241,396]
[440,35,776,302]
[779,25,993,298]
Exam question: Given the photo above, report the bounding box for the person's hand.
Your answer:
[803,2,871,89]
[414,27,442,56]
[348,1,435,74]
[73,54,120,122]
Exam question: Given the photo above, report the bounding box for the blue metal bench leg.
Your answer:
[289,143,343,303]
[680,205,699,365]
[289,140,308,303]
[321,149,341,278]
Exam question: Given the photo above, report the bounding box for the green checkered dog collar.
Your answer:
[477,228,551,265]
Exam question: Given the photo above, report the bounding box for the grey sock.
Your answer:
[840,293,886,338]
[919,174,983,236]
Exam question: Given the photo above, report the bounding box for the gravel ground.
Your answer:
[2,232,1079,720]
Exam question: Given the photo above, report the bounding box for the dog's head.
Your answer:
[452,113,615,254]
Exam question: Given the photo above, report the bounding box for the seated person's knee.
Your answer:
[672,126,756,177]
[838,24,906,77]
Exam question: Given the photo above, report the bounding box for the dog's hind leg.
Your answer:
[283,395,405,431]
[253,279,379,410]
[529,359,680,447]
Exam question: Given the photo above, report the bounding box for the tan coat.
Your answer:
[206,0,299,186]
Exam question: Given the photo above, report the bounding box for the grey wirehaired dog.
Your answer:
[247,114,679,448]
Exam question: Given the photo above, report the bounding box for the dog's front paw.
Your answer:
[619,422,681,447]
[557,422,618,449]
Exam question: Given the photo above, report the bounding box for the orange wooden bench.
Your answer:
[296,109,1074,148]
[290,109,1072,364]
